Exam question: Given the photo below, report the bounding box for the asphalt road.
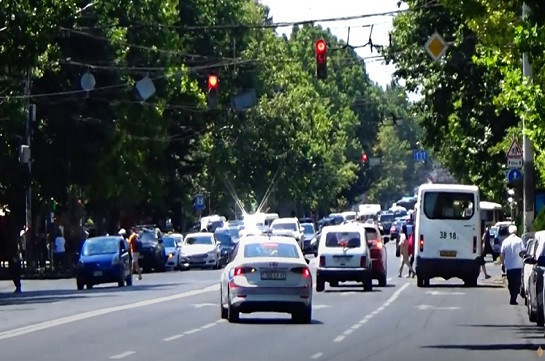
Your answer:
[0,241,543,361]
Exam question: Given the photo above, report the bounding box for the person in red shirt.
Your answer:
[407,227,415,278]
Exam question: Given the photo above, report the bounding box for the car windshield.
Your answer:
[139,230,157,244]
[302,224,315,234]
[243,242,299,258]
[185,235,214,245]
[214,233,232,245]
[82,237,119,256]
[498,227,509,236]
[216,227,240,239]
[271,223,297,231]
[379,214,394,222]
[162,237,177,248]
[325,232,361,247]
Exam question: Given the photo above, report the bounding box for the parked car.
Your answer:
[524,231,545,326]
[76,236,132,290]
[491,222,512,260]
[162,233,183,270]
[362,223,388,286]
[180,232,221,269]
[316,224,373,292]
[138,227,166,272]
[521,237,537,303]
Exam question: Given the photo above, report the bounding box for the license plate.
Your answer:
[93,271,102,276]
[440,250,457,257]
[333,256,351,264]
[261,271,286,280]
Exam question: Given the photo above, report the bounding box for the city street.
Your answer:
[0,243,541,361]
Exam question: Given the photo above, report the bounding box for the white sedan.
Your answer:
[180,232,220,269]
[220,236,313,323]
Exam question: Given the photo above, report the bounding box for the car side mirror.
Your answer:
[304,258,310,264]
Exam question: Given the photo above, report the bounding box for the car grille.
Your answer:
[188,254,207,261]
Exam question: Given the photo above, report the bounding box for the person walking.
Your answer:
[53,229,66,273]
[500,225,524,305]
[398,225,413,277]
[407,228,415,278]
[128,227,142,280]
[480,229,492,279]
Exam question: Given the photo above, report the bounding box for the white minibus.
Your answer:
[414,184,481,287]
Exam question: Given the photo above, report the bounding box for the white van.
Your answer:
[414,184,481,287]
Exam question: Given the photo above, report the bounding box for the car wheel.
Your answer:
[330,281,339,287]
[537,306,544,326]
[126,274,133,286]
[316,276,325,292]
[227,303,239,323]
[464,277,478,287]
[363,277,373,292]
[220,288,228,319]
[118,279,125,287]
[417,276,429,288]
[76,278,84,290]
[292,306,312,324]
[86,283,93,289]
[378,274,387,287]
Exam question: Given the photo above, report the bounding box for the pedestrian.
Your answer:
[128,227,142,280]
[53,229,66,273]
[9,252,22,293]
[398,225,413,277]
[407,228,415,278]
[480,229,491,279]
[500,225,524,305]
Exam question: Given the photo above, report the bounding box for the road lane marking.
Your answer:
[0,284,219,341]
[310,352,323,359]
[415,304,460,311]
[201,323,216,329]
[190,303,217,308]
[334,335,345,342]
[312,305,330,310]
[343,329,353,335]
[351,324,361,330]
[184,328,201,335]
[359,319,368,324]
[216,319,227,323]
[163,334,184,342]
[426,291,465,296]
[110,351,135,359]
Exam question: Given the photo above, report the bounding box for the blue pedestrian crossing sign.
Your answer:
[194,194,205,211]
[507,168,522,183]
[413,150,428,162]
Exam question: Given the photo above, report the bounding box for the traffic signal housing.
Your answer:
[361,152,368,163]
[315,39,327,80]
[207,74,219,109]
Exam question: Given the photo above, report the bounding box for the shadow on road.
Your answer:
[0,283,185,306]
[458,323,543,339]
[422,343,542,351]
[422,283,504,289]
[236,318,323,325]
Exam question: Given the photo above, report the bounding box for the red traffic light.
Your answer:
[361,153,368,163]
[207,75,218,91]
[315,39,327,55]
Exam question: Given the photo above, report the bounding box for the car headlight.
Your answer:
[168,253,174,259]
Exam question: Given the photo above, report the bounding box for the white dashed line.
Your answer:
[201,323,217,329]
[184,328,201,335]
[333,283,410,343]
[163,334,184,342]
[310,352,324,359]
[110,351,135,359]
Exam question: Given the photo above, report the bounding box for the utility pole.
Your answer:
[522,3,535,233]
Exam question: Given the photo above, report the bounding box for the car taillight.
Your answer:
[234,266,255,276]
[419,235,424,252]
[376,241,383,250]
[319,256,325,267]
[291,267,311,278]
[473,236,477,253]
[360,256,367,267]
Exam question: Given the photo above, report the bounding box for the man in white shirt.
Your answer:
[53,230,66,272]
[500,225,524,305]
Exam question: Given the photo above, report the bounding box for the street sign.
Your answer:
[507,158,523,168]
[506,139,522,159]
[425,32,448,61]
[507,168,522,183]
[413,150,428,162]
[194,194,205,211]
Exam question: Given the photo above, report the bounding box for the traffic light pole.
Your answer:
[522,3,535,233]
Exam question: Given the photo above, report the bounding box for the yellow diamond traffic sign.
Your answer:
[425,32,448,61]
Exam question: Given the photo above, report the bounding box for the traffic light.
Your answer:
[315,39,327,80]
[361,153,368,163]
[207,74,219,109]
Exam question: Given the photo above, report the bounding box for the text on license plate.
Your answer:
[333,256,351,264]
[440,250,457,257]
[261,271,286,280]
[93,271,102,276]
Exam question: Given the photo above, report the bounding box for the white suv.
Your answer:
[316,224,373,292]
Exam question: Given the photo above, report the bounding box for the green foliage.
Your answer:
[534,207,545,231]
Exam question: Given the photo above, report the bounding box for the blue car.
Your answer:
[76,236,133,290]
